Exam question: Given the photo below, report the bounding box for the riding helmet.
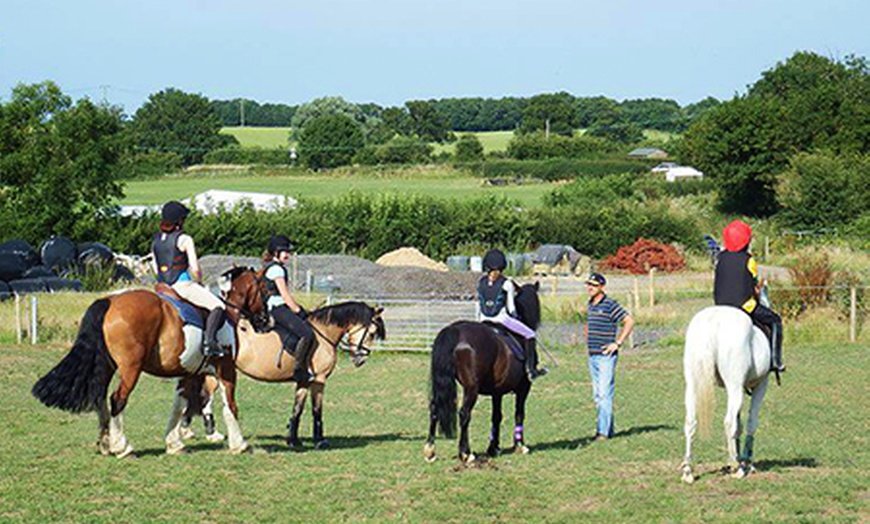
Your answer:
[482,249,507,272]
[268,234,295,255]
[722,219,752,252]
[161,201,190,224]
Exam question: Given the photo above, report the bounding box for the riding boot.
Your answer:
[292,336,316,383]
[203,308,228,358]
[524,338,547,381]
[771,323,786,373]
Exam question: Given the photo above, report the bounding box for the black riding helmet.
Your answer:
[162,201,191,224]
[268,234,295,255]
[483,249,507,272]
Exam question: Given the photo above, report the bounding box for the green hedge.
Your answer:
[90,193,698,260]
[464,158,651,181]
[202,146,291,165]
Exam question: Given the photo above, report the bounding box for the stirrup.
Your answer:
[293,367,315,383]
[203,343,226,358]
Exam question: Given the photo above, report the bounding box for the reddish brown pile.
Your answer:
[601,238,685,274]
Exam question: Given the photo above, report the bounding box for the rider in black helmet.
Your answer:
[152,201,228,358]
[262,234,316,384]
[477,249,546,381]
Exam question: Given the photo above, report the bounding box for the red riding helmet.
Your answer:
[722,219,752,252]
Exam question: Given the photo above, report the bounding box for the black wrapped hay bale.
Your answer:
[0,254,27,282]
[0,281,10,301]
[9,278,48,294]
[0,240,41,268]
[44,277,83,292]
[23,265,55,279]
[77,242,114,267]
[40,237,78,272]
[112,264,136,283]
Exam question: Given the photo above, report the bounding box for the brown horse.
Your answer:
[216,267,386,449]
[424,282,540,463]
[32,289,249,457]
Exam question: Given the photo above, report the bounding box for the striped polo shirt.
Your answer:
[586,294,628,354]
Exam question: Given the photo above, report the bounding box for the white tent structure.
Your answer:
[116,190,297,217]
[663,166,704,182]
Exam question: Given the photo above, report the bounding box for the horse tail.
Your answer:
[430,326,458,439]
[32,298,115,413]
[685,313,717,439]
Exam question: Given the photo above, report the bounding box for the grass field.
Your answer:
[221,127,293,149]
[120,166,556,208]
[1,299,866,521]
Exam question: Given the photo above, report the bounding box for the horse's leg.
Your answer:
[287,385,309,448]
[424,401,438,462]
[739,377,769,478]
[486,394,503,457]
[107,365,140,458]
[164,378,189,455]
[681,376,698,484]
[311,382,329,450]
[513,383,531,455]
[97,397,111,456]
[216,359,248,454]
[458,385,478,463]
[723,383,745,475]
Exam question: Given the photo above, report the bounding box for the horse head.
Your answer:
[219,266,269,330]
[308,302,386,367]
[514,281,541,330]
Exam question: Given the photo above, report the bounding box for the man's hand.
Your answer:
[602,342,620,355]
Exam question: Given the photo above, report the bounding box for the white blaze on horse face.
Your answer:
[218,275,232,294]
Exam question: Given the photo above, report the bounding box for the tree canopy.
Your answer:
[298,114,365,170]
[131,88,235,165]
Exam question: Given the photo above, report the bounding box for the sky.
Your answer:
[1,0,867,114]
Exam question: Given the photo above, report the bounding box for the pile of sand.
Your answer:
[375,247,448,272]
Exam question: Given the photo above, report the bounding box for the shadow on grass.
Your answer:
[534,424,675,452]
[256,432,421,453]
[754,457,818,471]
[133,441,225,457]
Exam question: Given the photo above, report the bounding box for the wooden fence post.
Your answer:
[849,286,858,342]
[15,294,21,344]
[30,295,38,345]
[633,277,640,313]
[648,268,656,308]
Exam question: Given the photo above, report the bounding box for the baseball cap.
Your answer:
[586,273,606,286]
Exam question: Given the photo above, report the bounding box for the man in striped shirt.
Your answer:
[584,272,634,441]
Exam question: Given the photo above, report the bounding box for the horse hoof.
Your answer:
[179,426,195,440]
[286,439,303,449]
[97,438,111,456]
[230,442,251,455]
[114,444,135,459]
[314,439,330,450]
[461,452,476,464]
[682,472,695,484]
[516,444,530,455]
[205,431,226,443]
[486,446,501,458]
[732,462,753,479]
[166,445,188,456]
[423,443,437,462]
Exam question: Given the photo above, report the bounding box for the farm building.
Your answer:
[627,147,669,159]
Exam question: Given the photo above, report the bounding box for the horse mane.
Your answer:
[515,283,541,330]
[310,301,386,340]
[222,266,253,282]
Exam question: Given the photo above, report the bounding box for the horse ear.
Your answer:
[533,281,540,291]
[375,306,384,316]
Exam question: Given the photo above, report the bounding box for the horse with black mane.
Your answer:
[424,282,541,463]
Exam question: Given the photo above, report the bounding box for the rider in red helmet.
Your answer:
[714,220,786,373]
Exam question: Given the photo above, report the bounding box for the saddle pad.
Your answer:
[484,322,525,361]
[158,293,204,329]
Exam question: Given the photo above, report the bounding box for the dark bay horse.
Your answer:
[424,282,540,463]
[217,267,386,449]
[32,289,248,457]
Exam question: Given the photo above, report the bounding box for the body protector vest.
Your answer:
[714,250,757,312]
[263,261,289,303]
[478,275,508,318]
[152,230,189,285]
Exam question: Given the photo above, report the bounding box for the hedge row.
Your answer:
[202,146,292,165]
[89,194,699,260]
[464,158,652,181]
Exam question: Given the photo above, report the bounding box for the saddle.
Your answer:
[155,283,207,329]
[482,321,525,361]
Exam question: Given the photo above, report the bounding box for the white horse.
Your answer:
[681,303,774,483]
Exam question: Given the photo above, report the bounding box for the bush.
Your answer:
[117,151,183,179]
[471,158,649,182]
[203,146,291,165]
[454,134,484,163]
[788,250,834,308]
[506,132,620,160]
[373,136,432,165]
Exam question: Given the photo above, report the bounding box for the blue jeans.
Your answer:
[588,353,618,437]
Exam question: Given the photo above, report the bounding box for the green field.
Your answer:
[121,167,556,208]
[221,126,293,149]
[1,303,865,522]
